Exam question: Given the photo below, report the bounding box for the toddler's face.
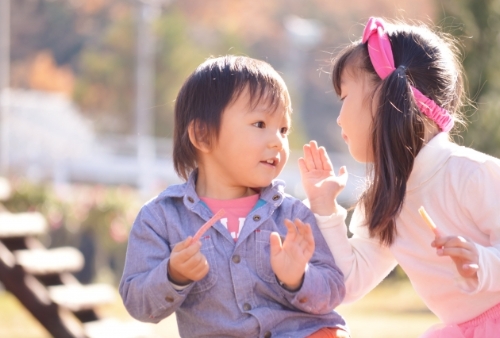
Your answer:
[337,67,376,163]
[208,88,291,191]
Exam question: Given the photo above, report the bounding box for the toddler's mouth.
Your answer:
[262,158,278,166]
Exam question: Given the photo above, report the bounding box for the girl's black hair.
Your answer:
[173,55,291,180]
[332,20,465,245]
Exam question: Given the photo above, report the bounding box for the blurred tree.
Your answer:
[74,3,252,136]
[10,0,439,149]
[73,4,136,133]
[437,0,500,157]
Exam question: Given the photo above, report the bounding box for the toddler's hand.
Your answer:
[299,141,347,216]
[432,236,479,279]
[270,219,315,291]
[168,237,209,285]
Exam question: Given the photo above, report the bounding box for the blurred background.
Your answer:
[1,0,499,337]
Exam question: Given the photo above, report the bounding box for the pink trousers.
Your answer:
[420,302,500,338]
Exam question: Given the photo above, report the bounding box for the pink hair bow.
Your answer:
[362,17,454,132]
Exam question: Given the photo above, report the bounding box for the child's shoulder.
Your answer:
[449,144,500,168]
[142,181,189,207]
[445,144,500,183]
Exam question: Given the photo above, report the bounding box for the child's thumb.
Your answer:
[269,232,283,256]
[338,166,348,186]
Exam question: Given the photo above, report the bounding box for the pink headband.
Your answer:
[362,17,454,132]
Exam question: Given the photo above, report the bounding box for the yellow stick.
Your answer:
[418,206,440,236]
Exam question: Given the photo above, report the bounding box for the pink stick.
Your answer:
[192,209,226,243]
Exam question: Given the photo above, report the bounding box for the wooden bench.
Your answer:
[0,195,150,337]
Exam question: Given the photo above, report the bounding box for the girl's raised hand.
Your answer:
[298,140,348,216]
[269,219,315,291]
[168,237,209,285]
[432,236,479,279]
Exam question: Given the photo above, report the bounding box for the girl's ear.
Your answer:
[188,120,212,153]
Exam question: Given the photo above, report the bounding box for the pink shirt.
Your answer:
[200,194,259,241]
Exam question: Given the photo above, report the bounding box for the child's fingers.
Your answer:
[309,141,323,170]
[298,157,309,176]
[269,232,283,257]
[284,218,298,236]
[172,236,196,252]
[318,146,334,171]
[172,238,202,261]
[337,166,348,187]
[286,219,315,255]
[302,143,314,171]
[294,218,311,239]
[181,252,209,281]
[294,219,315,252]
[436,236,478,261]
[437,246,475,260]
[433,235,469,249]
[188,256,210,280]
[462,263,479,272]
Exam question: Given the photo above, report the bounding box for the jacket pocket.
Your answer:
[255,229,278,284]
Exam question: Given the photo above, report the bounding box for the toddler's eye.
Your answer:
[253,121,265,128]
[280,127,289,135]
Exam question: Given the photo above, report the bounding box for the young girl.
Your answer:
[119,55,349,337]
[299,17,500,337]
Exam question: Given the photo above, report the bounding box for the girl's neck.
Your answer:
[422,117,441,144]
[195,167,258,200]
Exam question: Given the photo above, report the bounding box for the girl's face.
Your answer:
[337,67,376,163]
[197,87,290,199]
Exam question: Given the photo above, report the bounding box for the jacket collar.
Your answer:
[159,169,287,207]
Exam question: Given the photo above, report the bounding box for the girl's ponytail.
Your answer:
[367,63,425,244]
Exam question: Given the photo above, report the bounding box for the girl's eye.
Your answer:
[340,96,346,102]
[253,121,265,128]
[280,127,289,135]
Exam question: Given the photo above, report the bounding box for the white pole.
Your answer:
[0,0,10,176]
[135,1,160,197]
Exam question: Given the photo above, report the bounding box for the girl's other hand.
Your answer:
[168,237,209,285]
[299,140,348,216]
[432,236,479,279]
[270,219,315,291]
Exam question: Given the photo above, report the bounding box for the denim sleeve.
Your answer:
[278,203,345,315]
[119,204,193,323]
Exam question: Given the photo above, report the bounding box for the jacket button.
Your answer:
[272,195,280,201]
[264,332,272,338]
[252,215,261,221]
[187,196,194,203]
[232,255,241,264]
[165,296,174,302]
[243,303,251,311]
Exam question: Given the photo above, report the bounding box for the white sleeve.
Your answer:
[316,205,397,303]
[459,158,500,293]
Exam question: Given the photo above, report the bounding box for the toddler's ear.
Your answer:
[188,120,212,153]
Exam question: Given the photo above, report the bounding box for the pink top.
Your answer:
[201,194,259,241]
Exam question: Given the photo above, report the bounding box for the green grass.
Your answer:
[0,278,439,338]
[337,278,440,337]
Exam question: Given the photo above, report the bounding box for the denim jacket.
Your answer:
[119,173,347,338]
